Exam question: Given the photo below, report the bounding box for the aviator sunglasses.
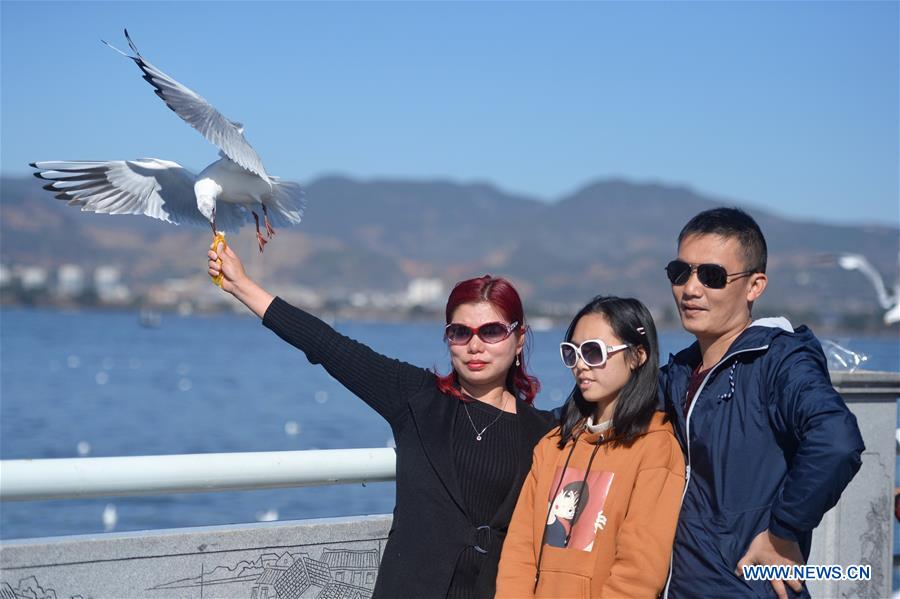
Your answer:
[665,260,755,289]
[560,339,631,368]
[444,321,520,346]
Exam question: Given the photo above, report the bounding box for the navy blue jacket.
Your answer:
[659,318,864,598]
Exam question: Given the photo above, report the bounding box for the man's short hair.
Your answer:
[678,207,767,273]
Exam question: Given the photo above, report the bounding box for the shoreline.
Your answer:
[2,301,898,339]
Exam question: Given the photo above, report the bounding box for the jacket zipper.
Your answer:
[661,344,769,598]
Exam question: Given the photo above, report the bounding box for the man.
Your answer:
[659,207,864,599]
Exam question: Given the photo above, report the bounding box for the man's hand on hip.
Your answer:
[736,529,805,599]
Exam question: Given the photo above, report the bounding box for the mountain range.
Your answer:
[1,173,896,328]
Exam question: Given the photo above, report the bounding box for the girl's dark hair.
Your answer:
[434,275,540,404]
[557,296,659,449]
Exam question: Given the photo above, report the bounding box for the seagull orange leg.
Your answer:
[252,211,267,253]
[262,204,276,239]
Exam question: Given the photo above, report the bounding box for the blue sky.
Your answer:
[2,1,897,226]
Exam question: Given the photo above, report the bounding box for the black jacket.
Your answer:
[263,297,555,599]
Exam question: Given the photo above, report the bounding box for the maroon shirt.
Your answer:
[684,364,711,418]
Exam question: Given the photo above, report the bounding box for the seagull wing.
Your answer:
[104,30,271,184]
[838,253,892,309]
[31,159,208,227]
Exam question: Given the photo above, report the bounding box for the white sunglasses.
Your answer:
[559,339,631,368]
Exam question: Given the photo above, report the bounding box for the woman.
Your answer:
[496,296,685,598]
[208,243,554,599]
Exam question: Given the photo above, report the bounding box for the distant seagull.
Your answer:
[31,29,304,254]
[837,252,899,325]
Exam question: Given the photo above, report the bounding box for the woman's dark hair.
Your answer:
[435,275,540,404]
[557,295,659,449]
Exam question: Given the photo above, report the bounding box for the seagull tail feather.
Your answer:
[267,180,306,227]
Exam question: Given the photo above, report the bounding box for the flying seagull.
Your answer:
[837,252,900,326]
[31,29,304,255]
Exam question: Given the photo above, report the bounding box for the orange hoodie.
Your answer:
[496,412,685,598]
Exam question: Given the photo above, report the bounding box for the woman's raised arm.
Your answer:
[208,243,432,425]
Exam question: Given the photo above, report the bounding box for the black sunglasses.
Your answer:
[444,321,519,346]
[665,260,755,289]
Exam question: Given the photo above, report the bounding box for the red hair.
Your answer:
[434,275,541,404]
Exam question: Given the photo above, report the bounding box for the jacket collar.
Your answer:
[408,389,466,513]
[663,318,796,431]
[667,316,796,373]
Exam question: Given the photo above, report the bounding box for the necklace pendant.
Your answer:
[476,434,482,441]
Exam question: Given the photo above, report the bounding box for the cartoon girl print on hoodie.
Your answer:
[545,470,613,550]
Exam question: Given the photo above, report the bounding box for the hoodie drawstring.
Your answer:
[716,360,738,401]
[534,432,580,592]
[563,437,603,549]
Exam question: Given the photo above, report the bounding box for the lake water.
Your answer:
[0,307,897,541]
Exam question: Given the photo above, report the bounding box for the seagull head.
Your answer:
[837,254,865,271]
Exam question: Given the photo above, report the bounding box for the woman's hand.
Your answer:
[207,242,274,319]
[208,242,246,295]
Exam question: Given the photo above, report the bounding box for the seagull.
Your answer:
[837,252,900,325]
[30,29,304,255]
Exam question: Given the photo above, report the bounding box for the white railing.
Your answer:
[0,448,397,501]
[2,372,897,504]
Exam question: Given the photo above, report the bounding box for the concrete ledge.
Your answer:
[831,370,900,399]
[1,514,392,599]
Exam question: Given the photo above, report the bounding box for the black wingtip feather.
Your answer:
[124,29,141,57]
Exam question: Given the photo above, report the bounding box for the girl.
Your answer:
[496,296,685,598]
[208,244,554,599]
